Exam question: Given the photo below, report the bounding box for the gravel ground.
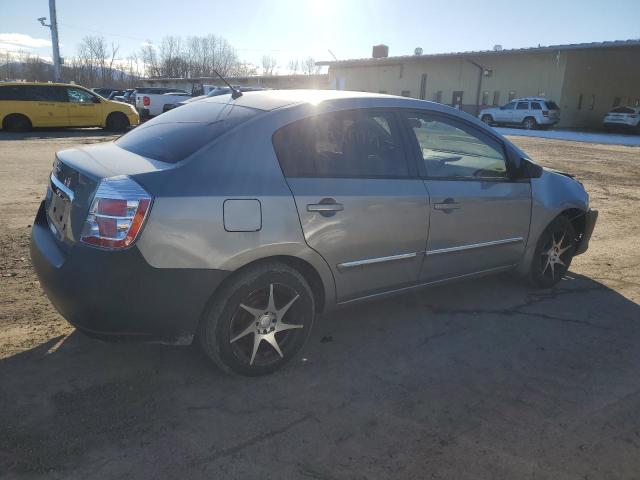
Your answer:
[0,129,639,479]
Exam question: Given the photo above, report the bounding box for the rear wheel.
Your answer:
[198,261,315,376]
[481,114,493,126]
[522,117,537,130]
[105,112,130,132]
[2,114,32,132]
[527,215,576,288]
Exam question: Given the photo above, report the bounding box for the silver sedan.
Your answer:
[31,89,597,375]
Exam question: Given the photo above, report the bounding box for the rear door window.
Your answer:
[116,102,260,163]
[531,102,542,110]
[273,109,409,178]
[516,102,529,110]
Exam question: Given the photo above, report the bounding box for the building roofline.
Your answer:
[316,39,640,67]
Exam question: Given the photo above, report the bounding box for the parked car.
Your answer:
[0,82,139,132]
[107,90,125,100]
[92,87,119,98]
[30,90,597,376]
[480,98,560,129]
[133,87,191,118]
[603,106,640,132]
[170,86,265,109]
[115,89,136,105]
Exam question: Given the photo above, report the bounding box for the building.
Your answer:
[318,40,640,129]
[141,73,329,94]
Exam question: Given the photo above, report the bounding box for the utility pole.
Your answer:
[37,0,62,82]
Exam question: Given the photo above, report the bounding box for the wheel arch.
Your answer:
[2,112,33,130]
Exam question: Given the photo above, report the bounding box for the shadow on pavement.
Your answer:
[1,273,640,478]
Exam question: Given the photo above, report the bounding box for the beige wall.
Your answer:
[559,48,640,128]
[330,52,567,114]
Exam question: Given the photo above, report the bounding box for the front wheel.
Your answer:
[522,117,537,130]
[527,216,576,288]
[105,112,130,132]
[198,262,315,376]
[481,114,493,126]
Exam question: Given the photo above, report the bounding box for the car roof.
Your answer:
[203,89,426,111]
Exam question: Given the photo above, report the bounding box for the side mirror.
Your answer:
[91,96,101,104]
[517,157,543,178]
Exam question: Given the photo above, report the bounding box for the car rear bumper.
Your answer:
[574,209,598,256]
[30,201,229,344]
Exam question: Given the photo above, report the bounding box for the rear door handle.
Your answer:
[434,199,461,212]
[307,198,344,217]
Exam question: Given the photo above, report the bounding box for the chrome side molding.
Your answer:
[426,237,523,256]
[338,252,418,270]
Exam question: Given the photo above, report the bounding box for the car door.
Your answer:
[400,110,531,282]
[513,101,530,124]
[24,85,69,127]
[272,108,430,301]
[66,87,101,126]
[494,101,515,124]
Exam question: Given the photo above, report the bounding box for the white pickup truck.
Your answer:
[134,87,192,119]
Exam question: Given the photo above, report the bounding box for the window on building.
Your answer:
[481,91,489,105]
[492,91,500,106]
[451,91,463,108]
[401,90,411,97]
[272,109,409,178]
[613,97,622,108]
[508,91,516,102]
[402,112,507,179]
[433,91,443,103]
[516,101,529,110]
[588,94,595,110]
[419,74,427,100]
[577,94,584,110]
[531,102,542,110]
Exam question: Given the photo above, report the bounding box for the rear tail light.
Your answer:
[542,111,549,117]
[80,176,152,250]
[143,96,150,106]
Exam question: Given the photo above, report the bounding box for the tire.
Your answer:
[481,114,493,126]
[198,261,315,376]
[105,112,130,132]
[3,114,32,132]
[527,215,576,288]
[522,117,537,130]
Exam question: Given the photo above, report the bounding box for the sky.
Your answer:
[1,0,639,73]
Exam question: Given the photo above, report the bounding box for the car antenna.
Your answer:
[211,68,242,99]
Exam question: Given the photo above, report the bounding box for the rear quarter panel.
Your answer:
[133,110,338,308]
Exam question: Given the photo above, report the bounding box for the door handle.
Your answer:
[434,198,461,212]
[307,198,344,217]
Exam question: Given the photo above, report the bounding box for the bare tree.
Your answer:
[302,57,320,75]
[261,55,277,76]
[288,59,300,74]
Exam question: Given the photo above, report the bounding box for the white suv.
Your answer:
[480,98,560,130]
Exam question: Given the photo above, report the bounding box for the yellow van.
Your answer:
[0,82,139,132]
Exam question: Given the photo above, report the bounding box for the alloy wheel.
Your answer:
[539,229,573,282]
[229,283,304,367]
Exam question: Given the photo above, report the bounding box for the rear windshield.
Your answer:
[611,106,634,114]
[116,101,260,163]
[544,101,559,110]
